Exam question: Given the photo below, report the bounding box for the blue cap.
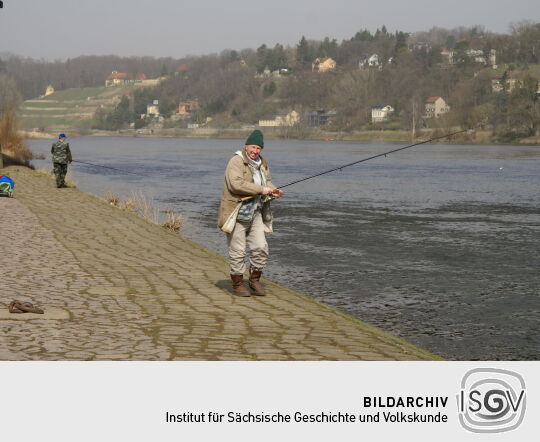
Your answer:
[59,133,66,138]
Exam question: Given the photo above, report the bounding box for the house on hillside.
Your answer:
[146,100,160,117]
[359,54,380,69]
[371,104,394,123]
[442,39,497,67]
[308,109,337,127]
[44,85,55,96]
[257,66,289,78]
[411,42,432,52]
[259,110,300,127]
[105,71,147,87]
[491,72,523,93]
[491,78,504,93]
[424,97,450,118]
[467,38,497,67]
[312,57,336,73]
[229,59,248,69]
[175,65,189,76]
[466,49,497,66]
[440,47,452,62]
[177,100,199,116]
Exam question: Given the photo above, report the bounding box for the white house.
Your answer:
[491,72,522,93]
[424,97,450,118]
[444,48,497,67]
[146,100,160,117]
[360,54,380,69]
[371,105,394,123]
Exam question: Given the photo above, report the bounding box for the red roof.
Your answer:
[425,96,440,103]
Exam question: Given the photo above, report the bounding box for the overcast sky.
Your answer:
[0,0,538,60]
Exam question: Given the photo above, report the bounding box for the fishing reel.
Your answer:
[261,194,275,204]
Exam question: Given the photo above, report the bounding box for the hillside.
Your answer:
[7,23,540,143]
[19,81,160,133]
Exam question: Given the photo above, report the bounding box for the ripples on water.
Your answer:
[29,137,540,360]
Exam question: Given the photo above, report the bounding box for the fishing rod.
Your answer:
[71,159,144,176]
[240,127,474,202]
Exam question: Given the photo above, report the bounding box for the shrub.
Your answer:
[0,110,33,167]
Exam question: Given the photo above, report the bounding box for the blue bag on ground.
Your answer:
[0,175,15,197]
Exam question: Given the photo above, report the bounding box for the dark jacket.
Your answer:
[51,140,72,165]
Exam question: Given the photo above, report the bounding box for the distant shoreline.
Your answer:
[20,128,540,146]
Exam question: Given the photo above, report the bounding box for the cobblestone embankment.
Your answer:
[0,166,442,360]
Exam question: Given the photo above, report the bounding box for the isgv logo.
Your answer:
[457,368,526,433]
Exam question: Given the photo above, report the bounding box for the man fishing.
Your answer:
[218,130,283,297]
[51,133,72,188]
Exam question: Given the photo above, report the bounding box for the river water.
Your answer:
[28,136,540,360]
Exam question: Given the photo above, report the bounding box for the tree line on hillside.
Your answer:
[0,55,183,100]
[1,22,539,139]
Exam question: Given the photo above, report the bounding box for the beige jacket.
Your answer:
[218,150,274,230]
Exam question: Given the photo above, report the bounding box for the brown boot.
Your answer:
[231,274,250,297]
[248,269,266,296]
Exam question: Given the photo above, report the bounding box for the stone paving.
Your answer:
[0,166,441,360]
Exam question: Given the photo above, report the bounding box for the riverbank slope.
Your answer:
[0,166,441,360]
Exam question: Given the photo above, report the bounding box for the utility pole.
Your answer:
[535,80,540,137]
[411,100,417,141]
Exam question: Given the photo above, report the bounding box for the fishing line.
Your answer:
[240,127,475,202]
[71,159,145,176]
[278,127,471,189]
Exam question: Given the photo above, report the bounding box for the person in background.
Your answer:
[218,130,283,297]
[51,133,72,188]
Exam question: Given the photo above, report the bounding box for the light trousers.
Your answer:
[227,211,268,275]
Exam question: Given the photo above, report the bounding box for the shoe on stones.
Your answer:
[8,300,44,314]
[248,269,266,296]
[231,274,250,297]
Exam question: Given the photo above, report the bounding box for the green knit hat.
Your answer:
[245,129,264,148]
